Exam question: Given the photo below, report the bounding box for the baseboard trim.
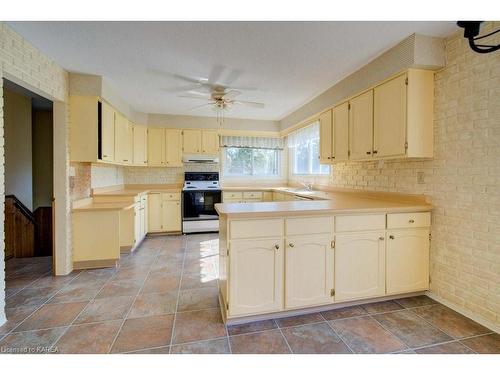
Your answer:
[425,291,499,334]
[73,259,118,270]
[222,290,426,326]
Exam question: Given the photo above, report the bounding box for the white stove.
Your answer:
[182,172,221,233]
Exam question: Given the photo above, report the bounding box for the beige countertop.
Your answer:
[92,184,182,197]
[216,191,432,217]
[72,200,135,212]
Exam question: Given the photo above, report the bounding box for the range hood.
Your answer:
[182,154,219,164]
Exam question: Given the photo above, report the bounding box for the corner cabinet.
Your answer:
[229,238,283,316]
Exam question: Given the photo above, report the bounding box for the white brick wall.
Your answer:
[329,22,500,329]
[0,22,71,326]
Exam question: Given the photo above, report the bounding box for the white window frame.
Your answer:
[288,122,330,176]
[222,146,282,179]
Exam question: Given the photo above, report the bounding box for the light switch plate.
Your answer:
[69,166,76,177]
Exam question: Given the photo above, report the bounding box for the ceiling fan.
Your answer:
[156,66,265,124]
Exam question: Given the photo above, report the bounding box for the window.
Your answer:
[288,121,330,175]
[223,147,279,176]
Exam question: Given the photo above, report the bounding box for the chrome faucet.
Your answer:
[300,181,313,191]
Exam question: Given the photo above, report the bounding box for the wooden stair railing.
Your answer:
[4,195,53,260]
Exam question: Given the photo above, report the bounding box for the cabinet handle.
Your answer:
[389,235,395,240]
[373,150,378,154]
[409,219,415,223]
[103,154,108,158]
[331,156,335,159]
[123,159,128,162]
[379,236,384,241]
[366,151,371,155]
[274,244,280,250]
[289,243,294,248]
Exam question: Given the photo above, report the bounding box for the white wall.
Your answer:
[32,110,53,209]
[3,88,33,209]
[148,113,280,132]
[1,22,71,327]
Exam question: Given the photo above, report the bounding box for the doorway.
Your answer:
[3,79,54,285]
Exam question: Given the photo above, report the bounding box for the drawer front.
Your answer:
[286,216,333,236]
[387,212,431,229]
[243,191,263,199]
[162,192,181,201]
[230,218,283,239]
[223,192,243,201]
[335,214,386,232]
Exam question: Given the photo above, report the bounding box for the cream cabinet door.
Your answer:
[319,109,333,163]
[148,193,163,232]
[183,129,202,154]
[165,129,183,167]
[201,130,219,154]
[162,200,181,232]
[133,125,148,166]
[147,128,165,166]
[229,238,283,316]
[140,194,148,237]
[335,232,385,301]
[100,101,115,162]
[349,90,374,160]
[115,114,133,165]
[386,229,429,294]
[134,202,141,245]
[285,234,334,309]
[374,74,407,158]
[333,102,349,161]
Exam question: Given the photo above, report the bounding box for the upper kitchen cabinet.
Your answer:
[147,128,166,166]
[202,130,220,154]
[182,129,219,154]
[114,112,133,165]
[69,96,116,163]
[333,101,349,161]
[319,109,333,163]
[165,129,183,167]
[182,129,202,154]
[318,68,434,163]
[133,125,148,166]
[349,90,374,161]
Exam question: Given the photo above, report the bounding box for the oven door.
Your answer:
[182,190,222,221]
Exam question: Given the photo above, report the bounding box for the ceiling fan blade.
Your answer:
[163,83,203,92]
[233,100,265,108]
[222,90,242,100]
[187,102,214,111]
[179,94,211,100]
[224,69,243,86]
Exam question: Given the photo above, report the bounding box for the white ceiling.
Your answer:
[8,21,458,120]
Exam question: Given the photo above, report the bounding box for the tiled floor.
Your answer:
[1,234,498,354]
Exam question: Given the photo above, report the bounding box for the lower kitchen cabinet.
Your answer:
[386,228,430,294]
[229,238,283,316]
[147,192,181,233]
[162,200,181,232]
[285,234,334,309]
[148,193,163,232]
[334,232,386,302]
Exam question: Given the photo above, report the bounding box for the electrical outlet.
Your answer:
[417,171,425,184]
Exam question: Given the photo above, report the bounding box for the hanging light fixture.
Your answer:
[457,21,500,54]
